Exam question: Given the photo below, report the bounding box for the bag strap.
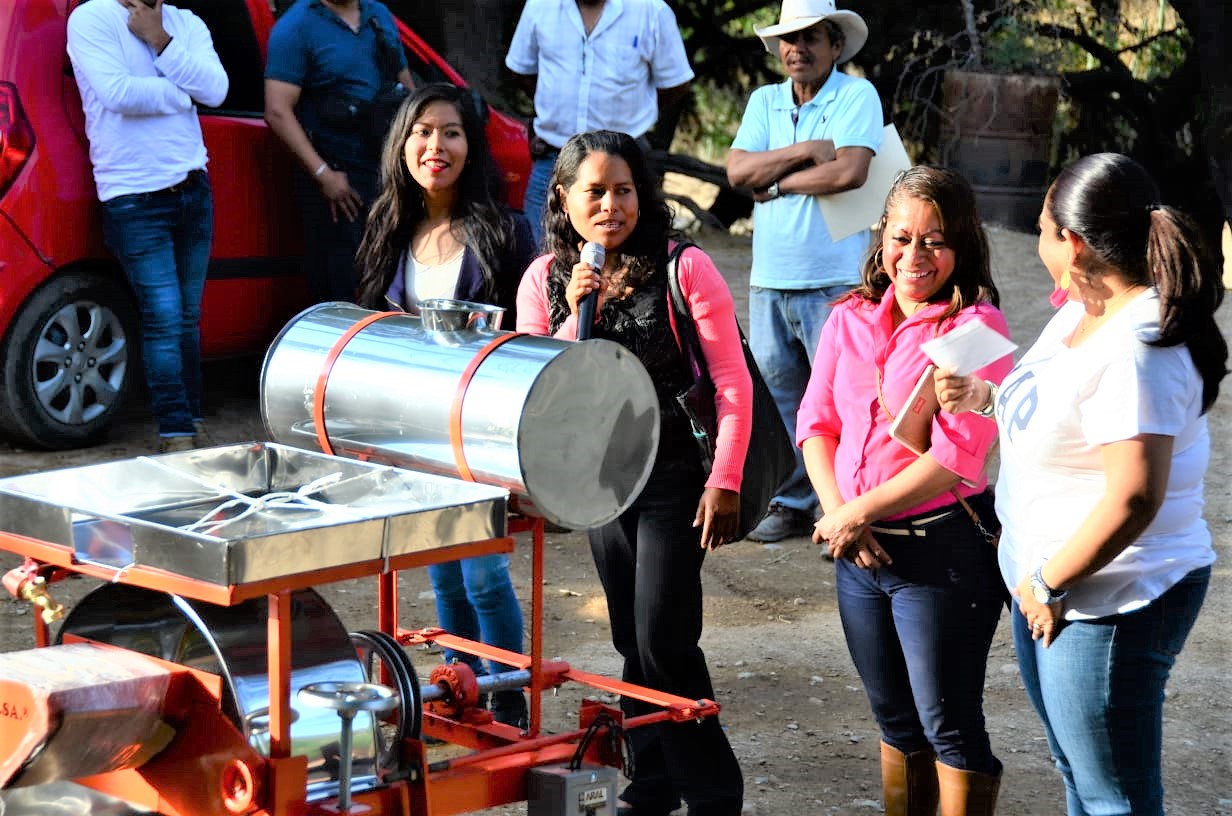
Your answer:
[664,241,699,354]
[367,15,403,85]
[952,490,998,545]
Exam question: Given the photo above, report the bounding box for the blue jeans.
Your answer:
[836,498,1004,773]
[748,284,852,514]
[427,554,523,676]
[100,170,212,437]
[1013,566,1210,816]
[522,156,555,248]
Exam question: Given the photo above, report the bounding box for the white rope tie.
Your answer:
[86,456,395,579]
[179,471,368,536]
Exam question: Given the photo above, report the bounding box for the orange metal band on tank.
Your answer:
[448,332,525,481]
[311,311,402,455]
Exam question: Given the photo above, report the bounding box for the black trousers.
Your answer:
[588,454,743,816]
[293,158,378,305]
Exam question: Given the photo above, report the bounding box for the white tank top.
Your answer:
[406,248,464,302]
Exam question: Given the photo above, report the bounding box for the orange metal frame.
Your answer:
[0,514,720,815]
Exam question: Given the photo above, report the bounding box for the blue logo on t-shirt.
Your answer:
[1000,370,1038,443]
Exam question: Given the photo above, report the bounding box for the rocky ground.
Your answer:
[1,219,1229,815]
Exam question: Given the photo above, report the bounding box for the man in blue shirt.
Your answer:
[727,0,883,542]
[265,0,413,303]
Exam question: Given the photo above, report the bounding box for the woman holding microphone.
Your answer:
[517,130,747,816]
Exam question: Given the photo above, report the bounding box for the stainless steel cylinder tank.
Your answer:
[259,301,660,530]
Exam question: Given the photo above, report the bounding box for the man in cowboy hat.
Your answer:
[727,0,883,543]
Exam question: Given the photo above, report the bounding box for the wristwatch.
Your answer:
[973,380,998,418]
[1031,566,1069,604]
[766,181,781,199]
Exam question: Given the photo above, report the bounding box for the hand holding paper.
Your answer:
[920,321,1017,377]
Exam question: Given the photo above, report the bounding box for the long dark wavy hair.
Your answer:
[542,130,677,290]
[843,165,999,320]
[355,83,510,309]
[1046,152,1227,412]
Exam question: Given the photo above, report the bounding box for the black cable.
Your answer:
[567,711,634,778]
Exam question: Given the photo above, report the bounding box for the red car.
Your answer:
[0,0,529,450]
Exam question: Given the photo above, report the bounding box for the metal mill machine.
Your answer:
[0,301,722,816]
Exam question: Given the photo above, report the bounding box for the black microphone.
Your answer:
[576,241,604,340]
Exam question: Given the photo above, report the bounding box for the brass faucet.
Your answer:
[19,575,64,624]
[4,568,65,624]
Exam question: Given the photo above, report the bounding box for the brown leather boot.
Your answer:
[881,741,939,816]
[936,761,1001,816]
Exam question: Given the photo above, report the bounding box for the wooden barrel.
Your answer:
[940,71,1060,231]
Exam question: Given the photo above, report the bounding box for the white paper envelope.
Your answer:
[921,321,1018,377]
[816,123,912,242]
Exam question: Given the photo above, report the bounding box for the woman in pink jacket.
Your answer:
[517,130,748,816]
[798,166,1012,816]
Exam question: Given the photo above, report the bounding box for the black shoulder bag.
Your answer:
[305,18,407,159]
[666,242,796,541]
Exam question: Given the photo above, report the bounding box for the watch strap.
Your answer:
[973,380,998,418]
[1033,566,1068,602]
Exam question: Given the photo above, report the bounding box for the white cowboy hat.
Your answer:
[754,0,869,64]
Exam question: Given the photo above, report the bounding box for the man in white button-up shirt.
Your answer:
[505,0,694,244]
[67,0,227,452]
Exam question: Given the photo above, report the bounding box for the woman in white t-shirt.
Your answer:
[937,153,1227,815]
[354,83,536,729]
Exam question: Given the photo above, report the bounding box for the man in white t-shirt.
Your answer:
[67,0,228,452]
[505,0,694,243]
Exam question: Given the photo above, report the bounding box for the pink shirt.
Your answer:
[796,286,1012,519]
[517,246,752,492]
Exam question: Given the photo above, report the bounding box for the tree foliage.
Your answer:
[713,0,1226,243]
[416,0,1227,246]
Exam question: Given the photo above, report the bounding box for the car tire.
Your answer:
[0,270,138,450]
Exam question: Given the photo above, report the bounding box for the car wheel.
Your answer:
[0,270,138,450]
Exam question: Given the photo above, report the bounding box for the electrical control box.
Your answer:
[527,763,619,816]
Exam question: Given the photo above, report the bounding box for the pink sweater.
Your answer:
[797,286,1013,519]
[516,246,752,492]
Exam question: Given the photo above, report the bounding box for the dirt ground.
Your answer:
[1,220,1229,815]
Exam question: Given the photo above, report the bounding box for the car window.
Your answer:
[173,0,265,115]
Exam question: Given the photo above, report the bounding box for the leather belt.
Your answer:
[161,168,207,194]
[868,507,962,537]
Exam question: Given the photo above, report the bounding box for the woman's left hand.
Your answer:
[1013,574,1063,648]
[812,504,867,557]
[934,367,989,415]
[694,488,740,551]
